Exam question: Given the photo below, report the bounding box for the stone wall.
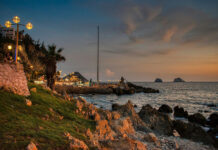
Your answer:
[0,63,30,96]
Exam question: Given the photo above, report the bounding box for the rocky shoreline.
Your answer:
[55,82,159,96]
[66,95,217,149]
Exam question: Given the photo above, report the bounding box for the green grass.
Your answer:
[0,83,96,150]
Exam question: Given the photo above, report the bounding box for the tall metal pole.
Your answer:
[97,25,100,84]
[15,24,19,63]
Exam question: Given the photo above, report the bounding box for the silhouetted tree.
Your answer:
[42,44,65,90]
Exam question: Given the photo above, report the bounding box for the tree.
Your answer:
[42,44,65,90]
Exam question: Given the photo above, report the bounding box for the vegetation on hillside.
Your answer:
[0,32,65,84]
[0,83,95,149]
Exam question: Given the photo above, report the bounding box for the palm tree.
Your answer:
[42,44,65,90]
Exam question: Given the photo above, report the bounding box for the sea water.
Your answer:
[82,82,218,118]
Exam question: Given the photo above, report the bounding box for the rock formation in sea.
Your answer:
[155,78,163,82]
[173,77,185,82]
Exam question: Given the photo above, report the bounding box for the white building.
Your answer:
[0,25,15,40]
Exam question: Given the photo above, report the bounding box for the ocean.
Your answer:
[82,82,218,118]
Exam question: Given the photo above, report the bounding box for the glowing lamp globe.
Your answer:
[18,45,23,51]
[26,22,33,30]
[13,16,20,23]
[8,45,12,50]
[5,21,12,28]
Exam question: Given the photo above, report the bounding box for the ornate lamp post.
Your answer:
[5,16,33,63]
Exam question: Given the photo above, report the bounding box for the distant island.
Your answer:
[154,78,163,82]
[173,77,185,82]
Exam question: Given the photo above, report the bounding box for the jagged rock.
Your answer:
[112,111,120,120]
[86,128,101,148]
[59,115,64,120]
[112,101,149,131]
[95,120,115,141]
[173,120,217,147]
[144,133,161,147]
[174,140,179,150]
[110,117,135,137]
[86,128,93,139]
[94,112,101,121]
[25,99,32,106]
[138,104,173,135]
[158,104,173,113]
[65,132,73,140]
[173,78,185,82]
[174,106,188,118]
[99,110,112,121]
[78,96,87,104]
[76,99,83,112]
[30,87,37,93]
[69,137,89,150]
[26,142,38,150]
[188,113,207,126]
[144,133,158,142]
[154,78,163,82]
[207,112,218,127]
[88,104,96,115]
[64,91,71,101]
[100,137,147,150]
[64,132,89,149]
[173,130,180,137]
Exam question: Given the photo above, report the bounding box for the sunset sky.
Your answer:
[1,0,218,81]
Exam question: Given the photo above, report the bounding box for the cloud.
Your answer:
[103,47,176,58]
[163,26,178,42]
[82,0,218,57]
[105,69,115,77]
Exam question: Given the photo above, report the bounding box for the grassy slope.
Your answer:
[0,83,95,150]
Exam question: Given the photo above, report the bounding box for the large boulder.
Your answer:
[207,112,218,127]
[158,104,173,113]
[110,117,135,137]
[95,120,115,141]
[174,106,188,118]
[112,101,150,131]
[188,113,207,126]
[138,104,173,135]
[173,120,217,147]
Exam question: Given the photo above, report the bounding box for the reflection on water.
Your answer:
[82,82,218,117]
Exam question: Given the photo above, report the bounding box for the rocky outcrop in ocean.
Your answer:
[155,78,163,82]
[56,82,159,96]
[173,77,185,82]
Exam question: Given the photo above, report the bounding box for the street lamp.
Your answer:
[5,16,33,63]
